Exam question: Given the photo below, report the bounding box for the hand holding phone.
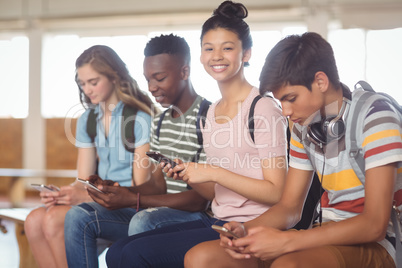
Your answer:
[76,178,104,193]
[31,184,60,193]
[212,225,239,239]
[146,151,177,168]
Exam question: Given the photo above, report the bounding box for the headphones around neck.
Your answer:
[307,97,348,148]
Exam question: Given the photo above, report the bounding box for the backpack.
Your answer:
[346,80,402,267]
[86,104,138,153]
[155,98,211,163]
[346,80,402,186]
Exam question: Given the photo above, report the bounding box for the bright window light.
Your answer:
[0,36,29,118]
[37,26,402,118]
[41,28,311,118]
[329,27,402,101]
[366,28,402,102]
[245,31,283,90]
[41,34,148,118]
[329,28,366,89]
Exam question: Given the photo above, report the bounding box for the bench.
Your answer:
[0,169,76,267]
[0,208,38,268]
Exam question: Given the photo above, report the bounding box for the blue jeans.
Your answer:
[64,202,209,268]
[128,207,210,235]
[106,217,226,268]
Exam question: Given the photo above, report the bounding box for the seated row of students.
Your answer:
[25,1,401,267]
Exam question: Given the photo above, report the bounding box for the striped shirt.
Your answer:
[150,95,207,193]
[290,97,402,260]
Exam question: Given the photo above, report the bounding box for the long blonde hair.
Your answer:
[75,45,155,115]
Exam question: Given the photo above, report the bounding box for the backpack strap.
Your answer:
[156,108,169,140]
[248,95,262,143]
[355,80,374,92]
[86,108,98,143]
[248,95,291,156]
[345,88,372,180]
[193,98,211,162]
[196,99,212,146]
[121,104,137,153]
[155,99,212,162]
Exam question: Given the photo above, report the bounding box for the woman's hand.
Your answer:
[41,183,90,207]
[161,159,183,178]
[173,162,217,184]
[40,190,58,208]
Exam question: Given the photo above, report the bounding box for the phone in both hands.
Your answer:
[146,151,177,168]
[31,184,60,193]
[76,178,104,193]
[211,225,240,239]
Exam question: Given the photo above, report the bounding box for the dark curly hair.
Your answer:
[144,34,191,65]
[201,1,252,66]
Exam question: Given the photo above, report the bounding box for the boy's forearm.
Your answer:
[187,182,215,201]
[135,167,167,195]
[285,212,389,255]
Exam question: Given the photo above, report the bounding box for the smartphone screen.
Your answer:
[211,225,239,239]
[76,178,104,193]
[146,151,177,168]
[31,184,59,193]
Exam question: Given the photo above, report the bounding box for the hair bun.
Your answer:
[213,1,248,20]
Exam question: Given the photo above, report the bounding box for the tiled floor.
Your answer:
[0,195,107,268]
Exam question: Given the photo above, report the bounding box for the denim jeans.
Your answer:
[64,202,210,268]
[128,207,211,235]
[106,217,226,268]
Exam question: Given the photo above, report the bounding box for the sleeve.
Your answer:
[75,109,95,148]
[253,97,288,159]
[133,110,152,148]
[362,99,402,170]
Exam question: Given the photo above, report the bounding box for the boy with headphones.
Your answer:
[184,32,402,268]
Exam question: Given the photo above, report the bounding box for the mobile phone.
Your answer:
[76,178,104,193]
[31,184,60,192]
[211,225,239,239]
[146,151,177,168]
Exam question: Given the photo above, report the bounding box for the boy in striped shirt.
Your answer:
[187,32,402,268]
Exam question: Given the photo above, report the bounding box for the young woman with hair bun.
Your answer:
[105,1,288,267]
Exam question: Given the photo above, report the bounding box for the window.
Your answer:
[41,34,148,118]
[6,26,399,119]
[0,35,29,118]
[41,28,307,118]
[366,28,402,101]
[329,27,402,101]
